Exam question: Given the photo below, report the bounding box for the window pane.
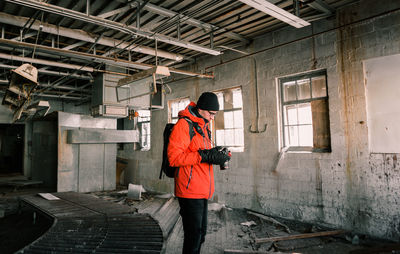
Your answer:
[288,126,299,146]
[297,103,312,124]
[299,125,313,146]
[235,128,244,146]
[312,76,327,98]
[224,129,235,146]
[170,98,189,122]
[232,89,243,108]
[284,126,290,147]
[286,106,298,125]
[178,99,189,111]
[171,103,179,118]
[283,81,296,102]
[216,130,225,146]
[213,87,244,152]
[137,110,150,122]
[217,93,224,110]
[141,122,151,150]
[224,111,234,128]
[233,110,243,128]
[280,71,330,150]
[297,79,311,100]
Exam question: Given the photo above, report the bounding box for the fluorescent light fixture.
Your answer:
[238,0,310,28]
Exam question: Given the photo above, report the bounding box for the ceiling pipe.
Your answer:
[0,52,94,72]
[5,0,221,56]
[0,12,183,61]
[0,63,92,80]
[0,79,91,93]
[0,38,213,78]
[0,89,88,101]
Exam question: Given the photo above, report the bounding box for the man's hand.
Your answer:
[198,147,230,165]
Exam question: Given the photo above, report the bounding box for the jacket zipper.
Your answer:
[186,165,193,189]
[204,123,212,199]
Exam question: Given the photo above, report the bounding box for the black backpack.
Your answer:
[159,117,204,179]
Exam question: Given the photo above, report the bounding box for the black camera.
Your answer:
[218,147,231,170]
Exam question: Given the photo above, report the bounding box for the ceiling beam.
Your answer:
[307,0,334,14]
[5,0,221,56]
[98,4,135,19]
[0,12,183,61]
[237,0,310,28]
[12,32,36,41]
[133,0,250,44]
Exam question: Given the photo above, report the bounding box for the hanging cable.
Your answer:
[31,12,44,61]
[155,38,158,66]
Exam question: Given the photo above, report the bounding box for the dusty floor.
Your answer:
[0,181,400,254]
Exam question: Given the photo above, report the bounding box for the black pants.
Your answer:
[178,198,208,254]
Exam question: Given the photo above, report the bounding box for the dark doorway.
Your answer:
[0,124,24,175]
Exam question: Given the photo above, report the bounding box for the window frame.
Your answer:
[279,70,331,152]
[137,109,151,151]
[213,87,244,153]
[168,97,190,124]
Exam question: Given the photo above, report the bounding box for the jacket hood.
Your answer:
[178,101,206,127]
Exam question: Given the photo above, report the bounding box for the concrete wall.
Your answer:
[119,0,400,240]
[22,99,90,178]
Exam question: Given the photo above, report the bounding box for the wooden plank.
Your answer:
[255,230,347,244]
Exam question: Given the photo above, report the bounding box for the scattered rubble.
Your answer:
[89,188,400,254]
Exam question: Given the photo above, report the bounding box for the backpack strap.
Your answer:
[182,117,205,139]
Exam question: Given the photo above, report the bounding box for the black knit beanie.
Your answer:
[196,92,219,111]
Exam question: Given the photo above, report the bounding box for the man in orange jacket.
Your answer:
[168,92,230,254]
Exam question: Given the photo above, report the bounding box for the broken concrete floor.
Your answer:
[91,187,400,254]
[0,184,399,254]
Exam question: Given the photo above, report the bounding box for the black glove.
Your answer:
[199,147,230,165]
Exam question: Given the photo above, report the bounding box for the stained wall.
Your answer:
[119,0,400,240]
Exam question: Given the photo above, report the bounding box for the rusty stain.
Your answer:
[338,24,352,182]
[393,155,397,169]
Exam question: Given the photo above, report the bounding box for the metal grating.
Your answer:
[16,192,164,254]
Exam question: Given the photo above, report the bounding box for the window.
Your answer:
[279,70,331,152]
[168,97,190,123]
[137,110,151,151]
[214,87,244,152]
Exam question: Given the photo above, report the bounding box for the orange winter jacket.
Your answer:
[167,102,214,199]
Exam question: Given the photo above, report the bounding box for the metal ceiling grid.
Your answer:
[0,0,358,102]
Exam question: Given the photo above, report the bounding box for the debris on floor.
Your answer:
[89,188,400,254]
[1,185,399,254]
